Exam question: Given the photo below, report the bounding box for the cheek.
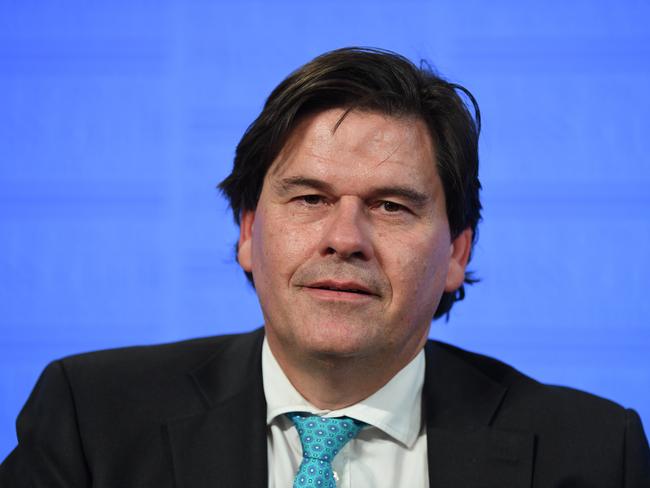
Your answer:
[251,213,320,280]
[389,234,450,302]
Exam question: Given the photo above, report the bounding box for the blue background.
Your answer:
[1,1,649,461]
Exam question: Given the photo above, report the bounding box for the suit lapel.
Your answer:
[164,329,268,488]
[423,341,534,488]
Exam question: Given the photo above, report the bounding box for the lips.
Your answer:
[303,280,378,297]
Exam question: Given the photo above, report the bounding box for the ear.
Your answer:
[444,228,473,292]
[238,210,256,272]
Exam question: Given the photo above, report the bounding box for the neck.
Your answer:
[267,334,424,410]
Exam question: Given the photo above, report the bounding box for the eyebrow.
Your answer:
[274,176,335,195]
[274,176,431,207]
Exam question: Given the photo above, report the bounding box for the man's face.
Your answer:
[238,109,471,369]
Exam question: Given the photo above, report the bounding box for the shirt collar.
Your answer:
[262,337,425,448]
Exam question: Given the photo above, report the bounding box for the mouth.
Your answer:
[303,281,378,297]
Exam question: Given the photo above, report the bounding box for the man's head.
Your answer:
[219,47,481,387]
[220,47,481,320]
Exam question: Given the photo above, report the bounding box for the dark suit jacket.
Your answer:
[1,328,649,487]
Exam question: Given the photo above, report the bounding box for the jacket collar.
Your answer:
[423,341,534,487]
[164,328,268,488]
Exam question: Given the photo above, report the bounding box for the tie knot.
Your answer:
[287,412,365,463]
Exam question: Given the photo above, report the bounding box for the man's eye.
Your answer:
[301,195,324,205]
[381,201,404,213]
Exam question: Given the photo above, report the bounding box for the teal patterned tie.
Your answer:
[287,412,365,488]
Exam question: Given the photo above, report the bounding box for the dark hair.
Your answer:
[219,47,481,319]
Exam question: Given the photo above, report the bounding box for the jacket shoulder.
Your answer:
[0,329,265,487]
[48,328,264,422]
[59,328,262,381]
[425,340,650,486]
[429,339,627,414]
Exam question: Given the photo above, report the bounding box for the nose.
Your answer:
[319,197,374,261]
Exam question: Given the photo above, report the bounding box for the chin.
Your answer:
[297,322,378,359]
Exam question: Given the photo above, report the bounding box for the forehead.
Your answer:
[268,108,438,189]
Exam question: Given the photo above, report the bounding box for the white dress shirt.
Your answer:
[263,338,429,487]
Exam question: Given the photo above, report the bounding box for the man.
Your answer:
[1,47,648,487]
